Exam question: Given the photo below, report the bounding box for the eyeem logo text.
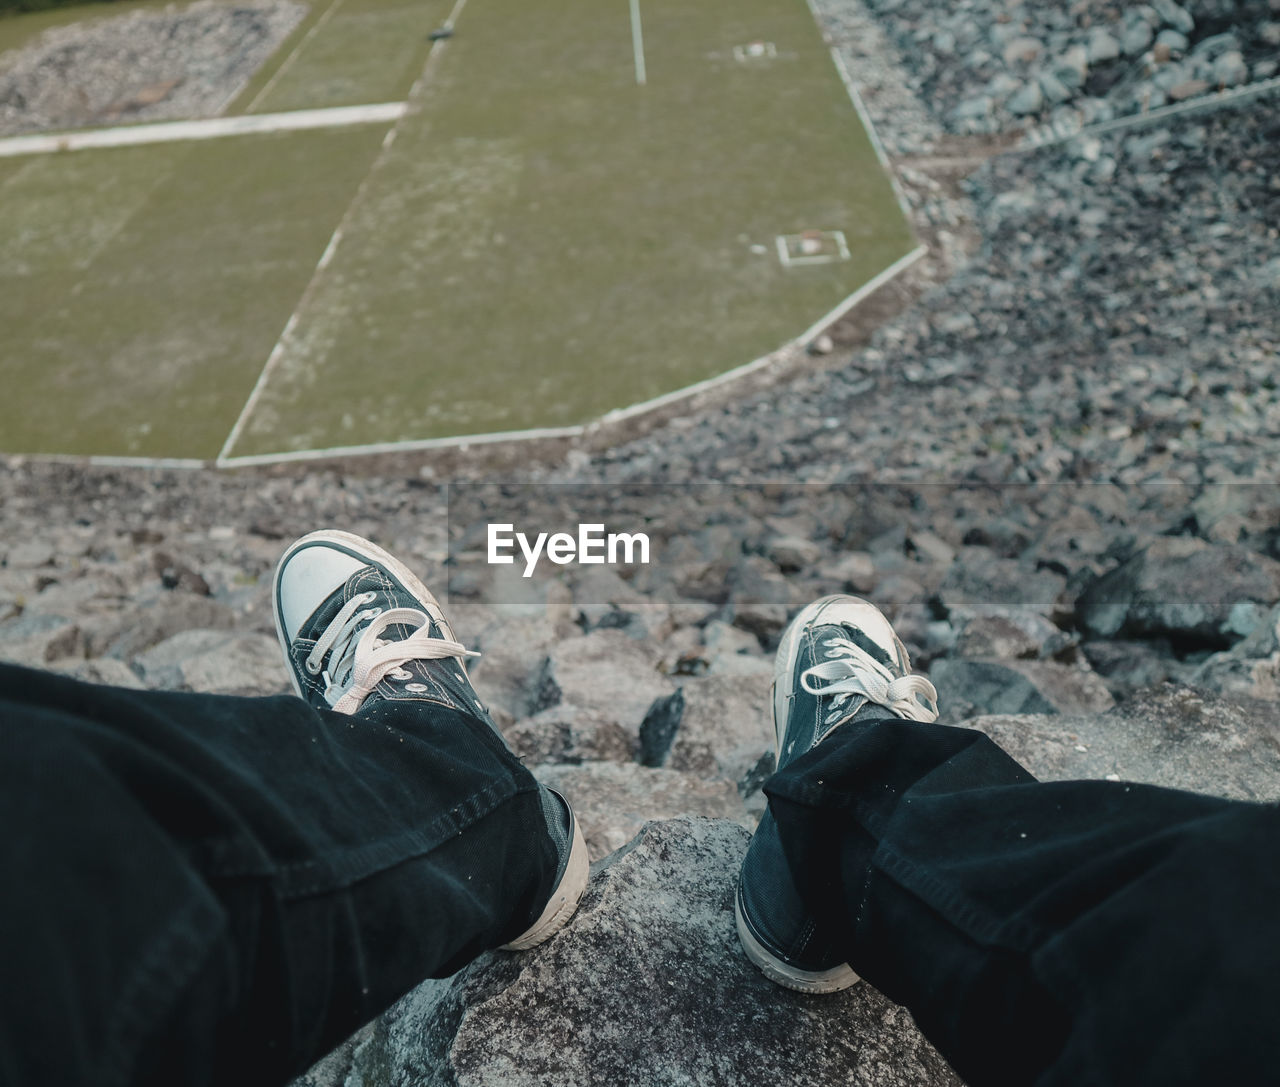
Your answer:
[487,523,650,578]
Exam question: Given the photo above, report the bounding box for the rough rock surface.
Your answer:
[0,0,307,136]
[532,762,753,861]
[304,819,961,1087]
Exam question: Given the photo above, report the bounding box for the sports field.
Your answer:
[0,0,917,461]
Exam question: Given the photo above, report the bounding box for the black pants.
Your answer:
[0,663,559,1087]
[766,717,1280,1086]
[3,663,1277,1086]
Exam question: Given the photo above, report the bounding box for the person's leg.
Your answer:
[738,595,1280,1087]
[0,531,587,1087]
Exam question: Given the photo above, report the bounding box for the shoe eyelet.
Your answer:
[405,682,429,694]
[305,659,321,675]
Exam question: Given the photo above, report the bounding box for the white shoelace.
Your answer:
[800,634,939,732]
[304,592,478,714]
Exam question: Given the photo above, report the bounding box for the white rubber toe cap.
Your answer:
[276,544,367,641]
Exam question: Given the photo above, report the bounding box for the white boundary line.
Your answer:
[215,0,471,466]
[216,425,587,467]
[0,103,407,158]
[245,0,348,114]
[212,244,927,466]
[629,0,647,86]
[1019,74,1280,151]
[88,455,209,469]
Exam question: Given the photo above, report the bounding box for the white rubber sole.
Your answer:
[501,814,591,950]
[271,529,460,700]
[735,889,860,994]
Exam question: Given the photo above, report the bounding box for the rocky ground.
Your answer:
[1,0,1278,1082]
[0,0,305,136]
[839,0,1280,142]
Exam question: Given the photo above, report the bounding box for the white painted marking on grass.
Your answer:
[777,230,852,267]
[630,0,647,86]
[217,0,470,466]
[733,42,777,63]
[246,0,348,113]
[87,455,209,469]
[216,425,588,467]
[0,103,407,158]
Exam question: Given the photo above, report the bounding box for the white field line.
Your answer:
[6,453,210,468]
[215,244,928,466]
[216,425,588,467]
[215,0,470,466]
[1019,74,1280,151]
[87,455,209,469]
[245,0,348,114]
[0,103,407,159]
[630,0,647,86]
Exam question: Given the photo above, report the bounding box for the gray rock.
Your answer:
[1123,19,1156,56]
[0,612,84,665]
[968,687,1280,802]
[936,551,1067,620]
[1077,539,1280,646]
[1153,0,1195,34]
[81,594,237,659]
[766,534,823,573]
[133,630,287,695]
[1002,36,1043,64]
[2,541,55,568]
[1007,80,1045,116]
[533,763,752,860]
[905,530,955,567]
[468,614,575,721]
[1081,639,1180,696]
[529,628,674,733]
[1038,70,1074,105]
[952,95,994,121]
[1213,51,1249,87]
[953,611,1075,660]
[1190,604,1280,701]
[825,550,878,592]
[47,657,145,689]
[931,657,1113,721]
[1086,28,1122,65]
[702,619,760,657]
[1155,28,1190,55]
[322,819,959,1087]
[644,673,776,796]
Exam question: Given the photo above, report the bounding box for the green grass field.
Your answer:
[0,0,916,460]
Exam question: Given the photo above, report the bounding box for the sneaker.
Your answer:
[272,529,589,950]
[735,594,939,993]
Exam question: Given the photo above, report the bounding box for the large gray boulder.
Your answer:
[1076,538,1280,646]
[968,687,1280,801]
[133,629,288,695]
[304,819,960,1087]
[1190,604,1280,703]
[930,658,1113,722]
